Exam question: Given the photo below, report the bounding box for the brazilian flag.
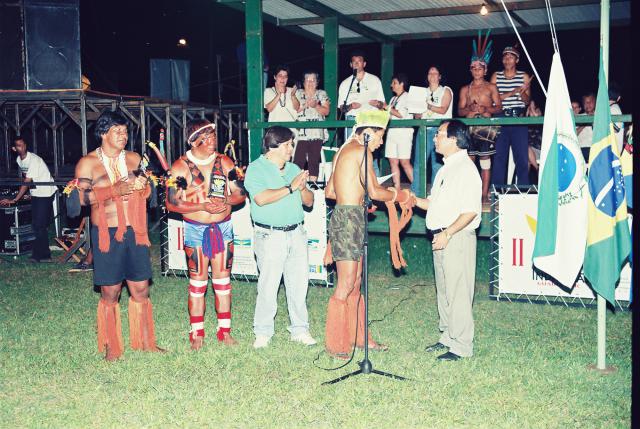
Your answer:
[583,50,631,305]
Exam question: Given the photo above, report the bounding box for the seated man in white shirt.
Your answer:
[0,137,57,262]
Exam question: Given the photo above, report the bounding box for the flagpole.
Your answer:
[596,0,610,372]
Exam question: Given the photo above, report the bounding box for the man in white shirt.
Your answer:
[415,120,482,361]
[338,51,385,174]
[0,137,57,262]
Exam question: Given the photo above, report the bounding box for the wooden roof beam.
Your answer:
[280,0,624,27]
[282,0,396,44]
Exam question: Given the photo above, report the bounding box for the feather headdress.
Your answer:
[470,29,493,67]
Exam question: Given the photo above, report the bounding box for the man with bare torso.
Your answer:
[458,38,502,203]
[166,119,246,349]
[74,111,163,361]
[324,110,413,358]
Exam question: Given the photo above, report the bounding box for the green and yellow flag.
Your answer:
[583,50,631,305]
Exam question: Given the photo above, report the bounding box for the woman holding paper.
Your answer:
[383,73,414,191]
[420,66,453,184]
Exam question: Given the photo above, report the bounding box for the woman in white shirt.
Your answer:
[294,71,330,182]
[384,73,414,191]
[263,65,300,133]
[420,66,453,184]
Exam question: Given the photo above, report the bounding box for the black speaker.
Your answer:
[0,0,81,90]
[24,0,81,89]
[0,1,26,89]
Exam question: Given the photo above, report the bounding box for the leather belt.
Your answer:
[429,228,447,234]
[254,221,303,232]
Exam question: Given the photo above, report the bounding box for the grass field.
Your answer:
[0,234,631,428]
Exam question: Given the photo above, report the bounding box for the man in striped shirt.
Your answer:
[490,45,532,189]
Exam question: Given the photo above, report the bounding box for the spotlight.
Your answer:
[480,4,488,16]
[177,38,188,47]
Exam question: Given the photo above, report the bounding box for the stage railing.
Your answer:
[254,114,633,198]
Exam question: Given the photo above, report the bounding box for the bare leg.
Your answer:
[211,241,237,345]
[480,156,491,203]
[388,158,401,190]
[333,260,359,300]
[185,246,207,350]
[399,159,414,184]
[100,283,123,304]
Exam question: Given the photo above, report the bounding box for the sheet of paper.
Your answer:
[377,173,394,185]
[407,85,429,114]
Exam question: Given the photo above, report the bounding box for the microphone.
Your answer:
[363,132,371,145]
[352,68,358,77]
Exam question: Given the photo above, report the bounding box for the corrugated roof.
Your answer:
[227,0,631,43]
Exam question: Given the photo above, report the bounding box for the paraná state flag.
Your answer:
[532,52,587,287]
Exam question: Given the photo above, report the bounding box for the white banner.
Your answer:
[166,189,328,283]
[498,193,630,301]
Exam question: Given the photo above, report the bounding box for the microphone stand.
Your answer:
[324,71,358,149]
[323,133,407,385]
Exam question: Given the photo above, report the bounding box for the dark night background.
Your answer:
[80,0,633,112]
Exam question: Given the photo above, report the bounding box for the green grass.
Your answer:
[0,235,631,428]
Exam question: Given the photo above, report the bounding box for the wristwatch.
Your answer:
[444,230,452,240]
[285,184,293,194]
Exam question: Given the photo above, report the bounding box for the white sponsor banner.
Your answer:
[167,189,328,283]
[498,193,630,301]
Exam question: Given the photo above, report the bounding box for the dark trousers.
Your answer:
[293,139,323,177]
[491,125,530,186]
[30,195,54,260]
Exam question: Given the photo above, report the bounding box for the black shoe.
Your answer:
[29,257,52,263]
[437,351,461,361]
[69,261,93,273]
[425,342,447,353]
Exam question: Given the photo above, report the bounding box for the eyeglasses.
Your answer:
[430,94,435,103]
[356,82,361,93]
[200,132,216,141]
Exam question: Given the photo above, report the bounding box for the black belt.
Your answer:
[429,228,446,234]
[253,221,303,232]
[502,107,525,117]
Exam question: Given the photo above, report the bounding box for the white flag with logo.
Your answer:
[532,52,587,287]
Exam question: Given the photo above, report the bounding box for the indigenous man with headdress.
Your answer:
[71,111,163,361]
[166,119,246,349]
[324,110,414,358]
[458,31,502,203]
[490,44,532,189]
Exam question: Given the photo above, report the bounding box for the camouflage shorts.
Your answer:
[328,205,365,261]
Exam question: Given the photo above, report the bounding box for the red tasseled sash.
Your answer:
[92,184,151,252]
